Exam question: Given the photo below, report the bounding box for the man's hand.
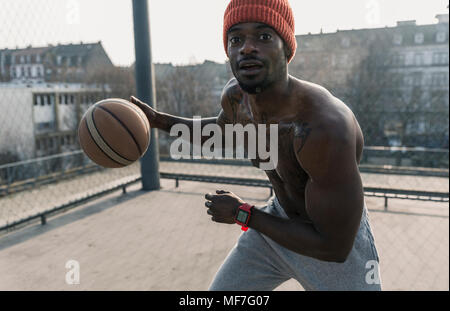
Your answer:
[130,96,162,129]
[205,190,246,224]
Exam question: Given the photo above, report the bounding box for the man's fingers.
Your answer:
[205,193,216,201]
[205,201,212,208]
[216,190,230,194]
[207,209,213,215]
[130,96,148,109]
[130,96,139,104]
[130,96,142,104]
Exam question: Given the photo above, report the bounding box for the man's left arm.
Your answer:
[247,124,365,262]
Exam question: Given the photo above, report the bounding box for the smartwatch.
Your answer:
[234,203,254,231]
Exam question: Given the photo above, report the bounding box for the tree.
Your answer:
[85,66,136,100]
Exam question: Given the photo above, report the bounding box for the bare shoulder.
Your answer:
[218,78,243,124]
[295,78,356,140]
[221,78,243,105]
[292,79,359,176]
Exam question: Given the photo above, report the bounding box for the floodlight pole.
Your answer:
[132,0,160,191]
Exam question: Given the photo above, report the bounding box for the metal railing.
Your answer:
[0,149,448,234]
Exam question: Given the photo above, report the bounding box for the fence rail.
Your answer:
[1,149,449,197]
[1,153,448,234]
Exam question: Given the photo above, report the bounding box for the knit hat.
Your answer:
[223,0,297,63]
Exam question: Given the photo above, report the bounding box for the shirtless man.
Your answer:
[131,0,381,290]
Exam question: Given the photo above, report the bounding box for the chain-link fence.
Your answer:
[0,0,448,291]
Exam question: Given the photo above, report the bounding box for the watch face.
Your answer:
[236,210,249,223]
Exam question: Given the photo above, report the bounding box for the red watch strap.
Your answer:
[235,203,253,231]
[239,203,253,213]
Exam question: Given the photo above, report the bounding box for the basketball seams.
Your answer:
[97,105,143,155]
[79,99,150,168]
[95,98,150,136]
[86,106,133,166]
[81,118,124,167]
[113,99,150,135]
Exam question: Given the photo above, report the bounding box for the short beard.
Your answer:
[237,78,272,94]
[232,51,288,95]
[236,63,286,95]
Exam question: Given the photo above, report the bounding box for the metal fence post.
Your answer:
[132,0,160,191]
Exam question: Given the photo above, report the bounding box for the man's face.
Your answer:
[227,22,288,94]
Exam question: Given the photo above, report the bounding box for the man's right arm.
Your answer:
[130,83,236,147]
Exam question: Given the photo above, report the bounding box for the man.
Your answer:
[131,0,381,290]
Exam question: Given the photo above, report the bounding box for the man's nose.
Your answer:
[239,37,259,56]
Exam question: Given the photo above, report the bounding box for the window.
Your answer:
[36,122,52,131]
[389,73,403,87]
[414,53,424,66]
[341,37,350,48]
[393,53,405,66]
[20,56,25,63]
[436,32,446,43]
[431,90,448,110]
[432,52,449,65]
[393,34,403,45]
[414,33,424,44]
[57,55,62,66]
[36,54,41,63]
[412,72,422,86]
[418,117,426,134]
[431,73,448,86]
[404,75,413,86]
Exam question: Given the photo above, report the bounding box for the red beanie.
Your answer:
[223,0,297,63]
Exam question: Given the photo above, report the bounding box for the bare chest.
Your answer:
[233,104,312,220]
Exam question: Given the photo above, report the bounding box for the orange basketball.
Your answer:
[78,98,150,168]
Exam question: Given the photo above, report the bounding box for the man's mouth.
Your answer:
[238,60,264,74]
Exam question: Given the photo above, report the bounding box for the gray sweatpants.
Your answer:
[209,195,382,291]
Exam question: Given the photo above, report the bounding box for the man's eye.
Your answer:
[230,37,241,44]
[260,33,272,40]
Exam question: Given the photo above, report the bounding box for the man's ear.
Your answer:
[284,44,291,62]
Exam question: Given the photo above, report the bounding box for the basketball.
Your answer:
[78,98,150,168]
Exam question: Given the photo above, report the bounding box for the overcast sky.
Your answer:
[0,0,448,66]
